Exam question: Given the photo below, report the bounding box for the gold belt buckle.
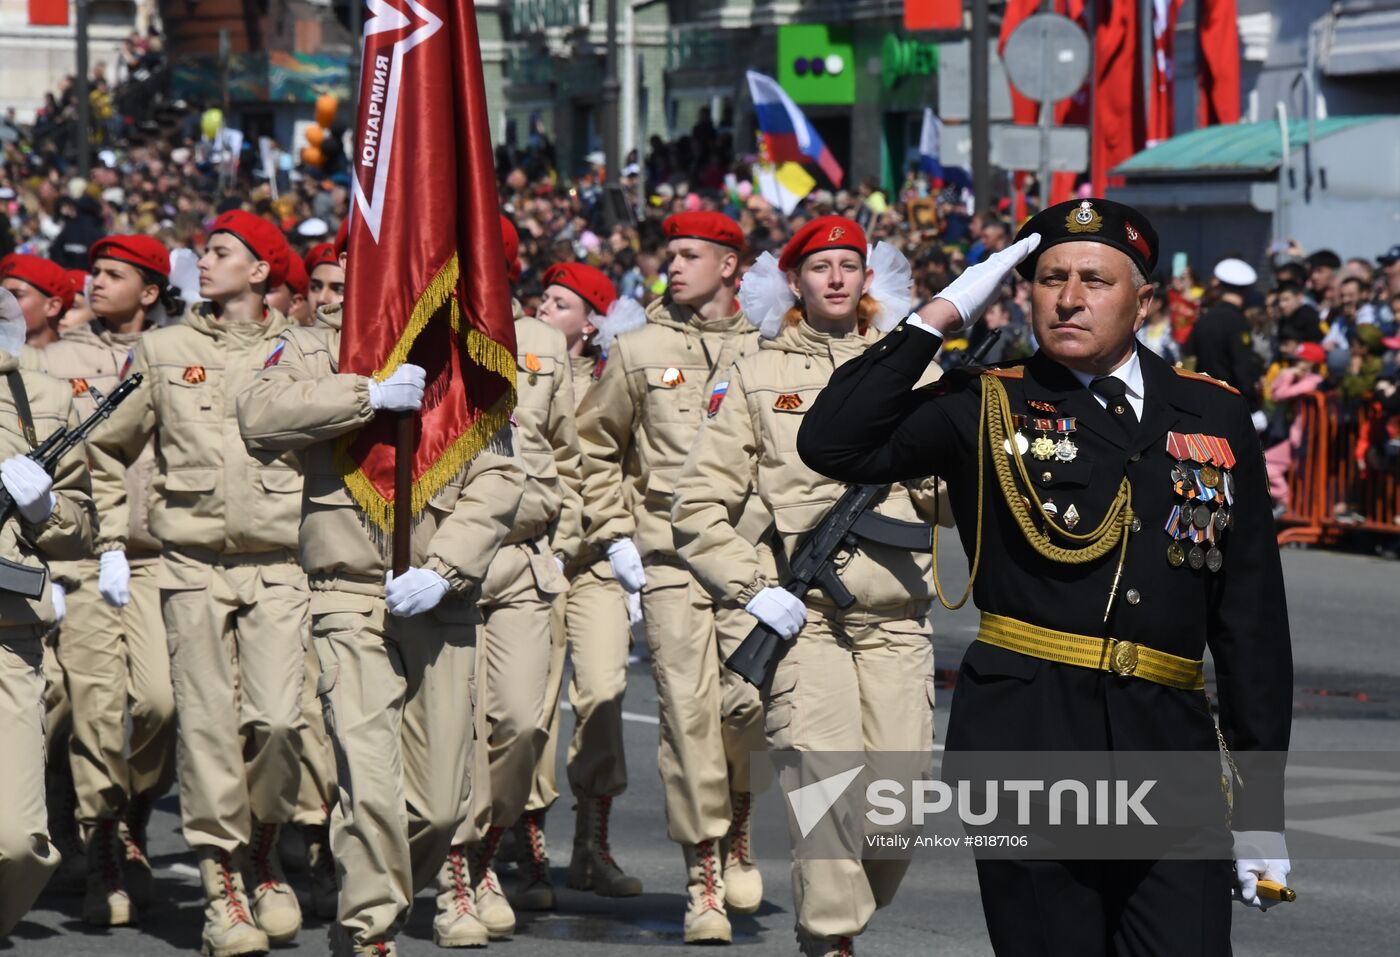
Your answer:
[1109,640,1139,677]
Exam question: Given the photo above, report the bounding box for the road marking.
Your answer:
[165,862,200,879]
[561,700,945,749]
[561,700,660,725]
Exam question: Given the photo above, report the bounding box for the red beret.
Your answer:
[499,215,522,283]
[663,211,744,251]
[211,210,291,288]
[283,252,309,297]
[67,269,90,298]
[2,254,74,309]
[90,234,171,278]
[1293,342,1327,365]
[541,262,617,315]
[778,216,868,272]
[304,242,338,274]
[334,218,350,260]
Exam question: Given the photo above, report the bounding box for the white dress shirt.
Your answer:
[1069,347,1146,420]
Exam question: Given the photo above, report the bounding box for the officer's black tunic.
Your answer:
[796,322,1293,956]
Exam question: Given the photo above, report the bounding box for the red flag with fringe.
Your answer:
[338,0,516,532]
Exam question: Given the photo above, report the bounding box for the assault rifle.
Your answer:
[724,320,1005,687]
[723,483,932,687]
[0,374,143,597]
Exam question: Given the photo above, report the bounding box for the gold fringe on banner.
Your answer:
[334,252,518,535]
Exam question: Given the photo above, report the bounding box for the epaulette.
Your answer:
[1172,367,1241,395]
[983,366,1025,380]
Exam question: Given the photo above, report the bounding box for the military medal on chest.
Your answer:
[1163,431,1236,573]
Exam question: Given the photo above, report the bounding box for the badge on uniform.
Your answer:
[524,352,541,385]
[183,365,206,384]
[71,378,89,396]
[263,341,286,369]
[661,367,685,387]
[1014,413,1077,462]
[708,380,729,417]
[774,393,802,411]
[119,348,134,380]
[1163,432,1235,572]
[592,350,609,381]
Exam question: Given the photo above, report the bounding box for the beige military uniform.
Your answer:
[529,352,632,810]
[576,298,767,847]
[237,304,523,947]
[0,351,96,938]
[462,313,581,844]
[86,304,310,857]
[672,318,949,943]
[38,322,175,828]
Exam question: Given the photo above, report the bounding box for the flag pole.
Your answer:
[393,415,412,576]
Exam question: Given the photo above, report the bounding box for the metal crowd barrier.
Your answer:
[1276,392,1400,545]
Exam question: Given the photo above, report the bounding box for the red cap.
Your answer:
[541,262,617,315]
[1,254,75,309]
[662,211,744,251]
[304,242,338,274]
[333,218,350,260]
[284,252,309,297]
[211,210,291,288]
[499,215,522,283]
[778,216,867,272]
[67,269,89,299]
[90,234,171,278]
[1293,342,1327,365]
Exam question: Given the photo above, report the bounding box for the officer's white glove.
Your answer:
[1,455,55,524]
[1232,830,1291,911]
[384,567,449,617]
[745,586,807,640]
[626,590,644,626]
[931,233,1042,331]
[1251,409,1269,434]
[50,582,65,622]
[607,538,646,594]
[368,364,427,412]
[99,550,132,607]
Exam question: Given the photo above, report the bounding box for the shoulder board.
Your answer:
[982,366,1025,380]
[1172,367,1241,395]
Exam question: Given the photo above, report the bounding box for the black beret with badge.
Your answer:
[1012,197,1160,281]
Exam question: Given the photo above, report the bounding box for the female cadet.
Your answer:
[41,235,180,926]
[671,216,949,957]
[508,261,647,910]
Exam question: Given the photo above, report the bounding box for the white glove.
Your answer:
[1232,830,1291,911]
[933,233,1042,330]
[99,550,132,607]
[607,538,646,594]
[745,586,807,640]
[1251,409,1269,434]
[50,582,65,622]
[1,455,55,524]
[625,590,643,626]
[368,364,427,412]
[384,567,450,617]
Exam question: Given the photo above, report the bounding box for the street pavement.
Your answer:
[9,538,1400,955]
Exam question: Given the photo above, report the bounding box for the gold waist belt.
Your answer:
[977,613,1206,691]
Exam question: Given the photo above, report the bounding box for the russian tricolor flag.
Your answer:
[746,70,844,188]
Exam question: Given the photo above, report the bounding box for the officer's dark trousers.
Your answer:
[975,857,1233,956]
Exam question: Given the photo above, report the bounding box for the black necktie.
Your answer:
[1090,376,1139,438]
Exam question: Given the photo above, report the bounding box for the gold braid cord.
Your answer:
[932,373,1135,614]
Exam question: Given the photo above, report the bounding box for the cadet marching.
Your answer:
[0,196,1293,957]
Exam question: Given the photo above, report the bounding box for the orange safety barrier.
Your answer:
[1275,392,1400,546]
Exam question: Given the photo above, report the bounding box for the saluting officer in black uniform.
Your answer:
[795,199,1294,956]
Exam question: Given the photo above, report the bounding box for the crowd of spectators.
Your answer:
[2,68,1397,539]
